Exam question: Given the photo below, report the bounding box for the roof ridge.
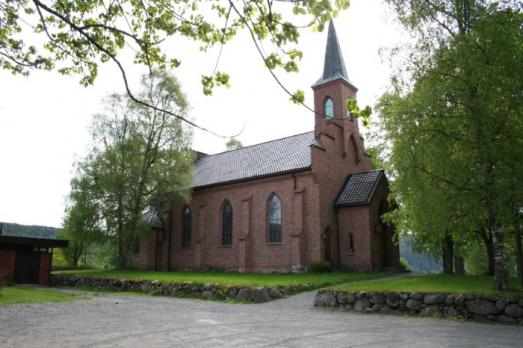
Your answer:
[196,130,314,160]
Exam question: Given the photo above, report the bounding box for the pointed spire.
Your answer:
[313,20,351,86]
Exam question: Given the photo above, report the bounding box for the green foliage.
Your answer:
[399,257,411,272]
[308,260,332,273]
[0,0,348,97]
[53,269,389,287]
[65,69,193,267]
[332,274,523,295]
[225,137,243,151]
[346,99,372,126]
[378,2,523,290]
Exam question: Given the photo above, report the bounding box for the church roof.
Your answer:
[335,170,385,207]
[193,131,315,189]
[312,20,352,87]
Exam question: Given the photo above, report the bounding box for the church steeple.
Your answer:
[313,20,351,87]
[312,19,358,136]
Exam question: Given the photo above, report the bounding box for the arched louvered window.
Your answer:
[182,206,191,248]
[221,200,233,246]
[324,98,334,119]
[267,194,282,243]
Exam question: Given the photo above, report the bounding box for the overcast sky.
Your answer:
[0,0,404,228]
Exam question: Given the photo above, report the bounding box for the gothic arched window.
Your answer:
[267,194,282,243]
[324,98,334,119]
[182,206,191,248]
[221,200,233,246]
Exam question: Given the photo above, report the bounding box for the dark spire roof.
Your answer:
[313,20,351,87]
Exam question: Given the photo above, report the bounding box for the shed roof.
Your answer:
[192,131,315,189]
[335,170,385,207]
[0,235,68,248]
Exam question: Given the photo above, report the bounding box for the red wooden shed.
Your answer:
[0,235,68,285]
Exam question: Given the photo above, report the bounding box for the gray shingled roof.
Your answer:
[193,131,315,188]
[313,20,352,87]
[335,170,384,207]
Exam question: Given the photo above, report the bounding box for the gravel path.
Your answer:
[1,290,522,347]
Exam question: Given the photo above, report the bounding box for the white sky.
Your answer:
[0,0,404,228]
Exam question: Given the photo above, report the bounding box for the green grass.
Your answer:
[332,274,523,296]
[53,269,389,288]
[0,286,86,306]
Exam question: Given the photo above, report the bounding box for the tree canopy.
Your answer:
[1,0,350,135]
[379,1,523,290]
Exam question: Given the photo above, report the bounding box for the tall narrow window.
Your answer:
[348,233,355,253]
[182,206,191,248]
[221,200,233,246]
[324,98,334,119]
[267,194,282,243]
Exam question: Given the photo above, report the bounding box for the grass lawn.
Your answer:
[0,286,86,306]
[332,274,523,296]
[53,269,390,288]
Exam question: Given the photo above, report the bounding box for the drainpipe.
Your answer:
[167,205,173,272]
[335,206,341,270]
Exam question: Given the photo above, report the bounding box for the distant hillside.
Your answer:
[400,237,442,274]
[0,221,59,239]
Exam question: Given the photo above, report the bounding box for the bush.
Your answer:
[309,260,332,273]
[399,257,411,272]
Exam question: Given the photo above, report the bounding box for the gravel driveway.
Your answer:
[1,290,522,347]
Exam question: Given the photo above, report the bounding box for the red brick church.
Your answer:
[134,21,400,272]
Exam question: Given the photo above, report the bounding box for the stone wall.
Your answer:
[52,275,313,303]
[314,289,523,325]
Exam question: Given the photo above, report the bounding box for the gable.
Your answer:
[193,132,315,189]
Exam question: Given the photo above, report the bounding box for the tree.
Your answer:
[1,0,350,134]
[225,137,243,151]
[379,2,523,290]
[67,69,193,267]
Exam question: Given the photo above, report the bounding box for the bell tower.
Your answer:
[312,20,358,136]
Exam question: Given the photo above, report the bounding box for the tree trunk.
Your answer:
[454,255,465,274]
[492,224,509,290]
[480,231,495,275]
[442,233,454,274]
[515,213,523,287]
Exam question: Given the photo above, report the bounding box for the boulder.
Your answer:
[498,315,516,323]
[505,304,523,319]
[420,305,441,317]
[496,298,507,312]
[368,292,385,305]
[227,287,238,298]
[454,295,466,306]
[251,287,271,303]
[424,293,445,305]
[466,299,498,316]
[386,293,400,308]
[411,292,423,300]
[337,292,349,305]
[405,299,422,311]
[140,282,152,293]
[353,299,370,312]
[345,292,356,304]
[315,292,337,307]
[443,306,459,318]
[236,288,251,301]
[201,291,212,299]
[269,288,283,299]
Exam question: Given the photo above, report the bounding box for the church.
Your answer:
[134,21,400,272]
